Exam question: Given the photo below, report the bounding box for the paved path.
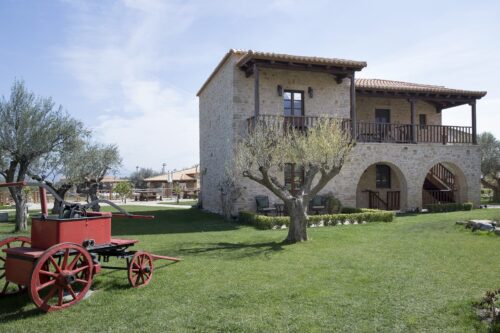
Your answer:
[0,200,193,212]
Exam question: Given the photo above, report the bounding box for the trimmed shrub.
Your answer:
[425,202,473,213]
[238,209,394,230]
[323,194,342,214]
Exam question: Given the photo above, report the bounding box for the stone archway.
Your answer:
[355,161,408,211]
[421,161,468,207]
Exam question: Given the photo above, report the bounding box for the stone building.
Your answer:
[197,49,487,214]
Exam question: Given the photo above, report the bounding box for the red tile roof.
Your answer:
[355,78,486,98]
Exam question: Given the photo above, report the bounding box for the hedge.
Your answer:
[238,209,394,230]
[425,202,473,213]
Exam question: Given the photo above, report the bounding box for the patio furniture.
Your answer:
[274,203,285,216]
[309,195,326,215]
[255,196,276,216]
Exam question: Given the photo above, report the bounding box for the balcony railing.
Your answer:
[246,115,474,144]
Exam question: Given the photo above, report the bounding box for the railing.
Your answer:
[246,115,351,131]
[429,163,455,189]
[416,125,472,144]
[422,189,455,206]
[356,123,412,143]
[364,190,387,210]
[246,115,474,145]
[386,191,401,210]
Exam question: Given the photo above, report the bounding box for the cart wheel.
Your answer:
[128,252,154,288]
[0,236,31,296]
[29,243,93,312]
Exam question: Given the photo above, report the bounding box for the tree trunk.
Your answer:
[285,198,309,243]
[52,185,71,215]
[88,183,100,211]
[494,178,500,203]
[9,189,28,232]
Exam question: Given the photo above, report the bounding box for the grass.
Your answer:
[1,207,500,332]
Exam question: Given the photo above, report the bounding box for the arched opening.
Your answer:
[356,162,407,211]
[422,162,468,207]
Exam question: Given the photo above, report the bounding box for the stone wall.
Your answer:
[357,96,441,125]
[233,143,480,212]
[199,55,238,214]
[199,53,480,214]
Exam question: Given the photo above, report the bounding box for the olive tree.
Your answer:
[73,143,122,211]
[114,181,133,203]
[0,81,82,231]
[235,118,354,243]
[479,132,500,202]
[31,141,121,213]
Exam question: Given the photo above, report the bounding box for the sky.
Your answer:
[1,0,499,176]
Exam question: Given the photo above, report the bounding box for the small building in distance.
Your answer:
[145,166,200,199]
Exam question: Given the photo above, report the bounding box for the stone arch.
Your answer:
[420,160,468,206]
[355,161,408,211]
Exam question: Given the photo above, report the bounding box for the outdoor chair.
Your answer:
[309,195,326,215]
[255,195,276,216]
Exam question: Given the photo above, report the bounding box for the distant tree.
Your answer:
[114,181,133,203]
[130,168,159,188]
[0,81,82,231]
[75,143,122,211]
[479,132,500,202]
[235,118,353,243]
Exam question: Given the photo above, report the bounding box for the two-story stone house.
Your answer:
[198,49,486,214]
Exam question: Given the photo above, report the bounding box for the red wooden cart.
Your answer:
[0,181,180,312]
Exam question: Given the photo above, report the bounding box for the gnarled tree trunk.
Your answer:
[10,189,28,232]
[51,184,72,215]
[88,183,100,211]
[285,198,309,243]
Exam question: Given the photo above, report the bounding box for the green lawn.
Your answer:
[1,207,500,332]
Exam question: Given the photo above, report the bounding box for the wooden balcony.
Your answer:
[246,115,474,145]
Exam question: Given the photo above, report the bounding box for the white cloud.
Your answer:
[59,0,200,174]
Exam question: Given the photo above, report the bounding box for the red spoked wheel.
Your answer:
[0,236,31,296]
[29,243,93,312]
[128,252,154,288]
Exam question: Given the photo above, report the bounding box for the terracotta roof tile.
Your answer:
[197,49,366,96]
[236,50,367,70]
[355,78,487,98]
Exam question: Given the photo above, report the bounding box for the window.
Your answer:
[375,109,390,123]
[419,114,427,128]
[284,163,304,195]
[284,91,304,116]
[376,165,391,188]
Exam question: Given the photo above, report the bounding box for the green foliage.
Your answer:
[478,132,500,179]
[323,193,342,214]
[425,202,473,213]
[114,181,133,201]
[129,168,160,189]
[238,210,394,230]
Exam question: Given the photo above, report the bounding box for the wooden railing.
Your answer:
[246,115,474,145]
[429,163,455,189]
[246,115,351,131]
[386,191,401,210]
[363,190,386,210]
[416,125,472,144]
[422,189,455,206]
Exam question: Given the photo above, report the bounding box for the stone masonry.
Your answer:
[198,51,481,215]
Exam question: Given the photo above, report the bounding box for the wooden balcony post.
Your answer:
[409,99,416,143]
[253,63,260,117]
[350,72,357,139]
[470,100,477,144]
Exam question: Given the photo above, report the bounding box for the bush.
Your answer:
[425,202,473,213]
[323,193,342,214]
[238,210,394,230]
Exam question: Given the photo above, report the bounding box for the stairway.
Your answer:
[423,163,456,205]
